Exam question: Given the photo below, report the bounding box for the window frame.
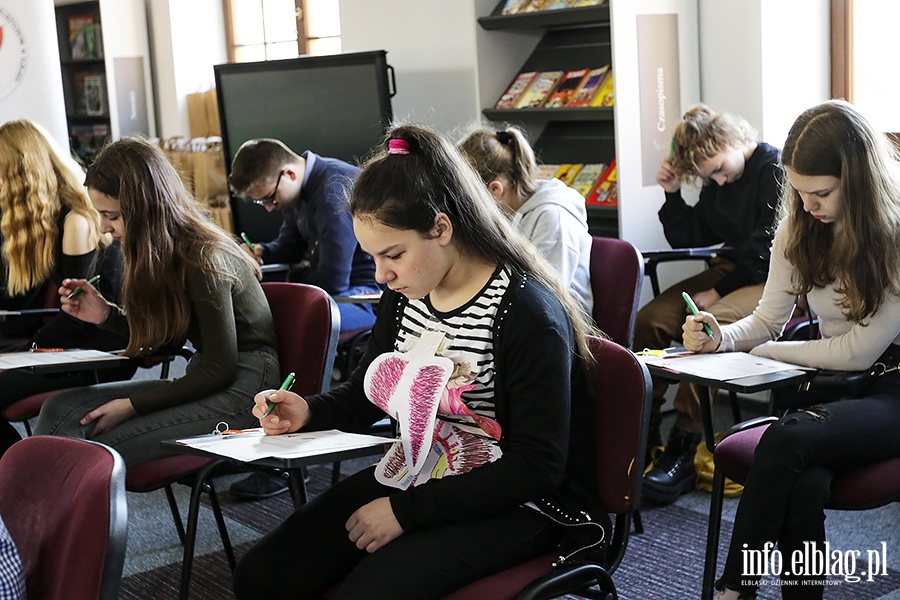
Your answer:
[222,0,339,63]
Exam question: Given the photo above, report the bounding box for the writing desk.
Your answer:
[643,354,810,452]
[334,291,383,305]
[642,246,733,297]
[161,432,392,509]
[0,349,127,377]
[0,308,61,321]
[259,263,292,281]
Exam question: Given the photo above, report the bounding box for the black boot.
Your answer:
[642,425,702,505]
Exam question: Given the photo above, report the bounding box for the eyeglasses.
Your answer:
[251,171,283,206]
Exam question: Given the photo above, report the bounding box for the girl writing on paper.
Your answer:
[232,123,605,600]
[0,119,132,456]
[33,137,281,465]
[682,100,900,599]
[457,125,593,314]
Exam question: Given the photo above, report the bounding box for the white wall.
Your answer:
[698,0,829,147]
[146,0,226,138]
[0,0,68,148]
[339,0,483,135]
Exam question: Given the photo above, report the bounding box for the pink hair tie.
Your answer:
[388,138,411,155]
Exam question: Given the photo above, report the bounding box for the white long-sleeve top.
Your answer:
[719,223,900,370]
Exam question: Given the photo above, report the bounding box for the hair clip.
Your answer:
[388,138,411,155]
[495,130,512,145]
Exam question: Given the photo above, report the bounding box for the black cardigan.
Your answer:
[303,274,595,533]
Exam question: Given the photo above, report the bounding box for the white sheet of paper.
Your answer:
[0,349,123,371]
[175,429,392,462]
[639,351,811,381]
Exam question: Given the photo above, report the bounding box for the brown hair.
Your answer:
[229,138,299,194]
[85,137,261,355]
[0,120,104,295]
[669,103,758,185]
[457,126,538,202]
[778,99,900,322]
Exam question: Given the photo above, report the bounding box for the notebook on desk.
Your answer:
[638,351,813,382]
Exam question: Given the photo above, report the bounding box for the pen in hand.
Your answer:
[67,274,101,299]
[264,372,295,417]
[240,232,255,252]
[682,292,716,340]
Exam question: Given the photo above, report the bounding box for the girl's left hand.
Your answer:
[346,497,404,553]
[80,398,137,435]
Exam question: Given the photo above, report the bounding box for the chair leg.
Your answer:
[632,509,644,535]
[205,480,236,571]
[179,459,225,600]
[331,461,342,485]
[22,420,32,437]
[702,467,728,600]
[164,484,187,545]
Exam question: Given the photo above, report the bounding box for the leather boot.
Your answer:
[642,424,702,504]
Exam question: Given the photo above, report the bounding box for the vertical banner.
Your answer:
[0,0,68,148]
[113,56,149,136]
[637,14,681,187]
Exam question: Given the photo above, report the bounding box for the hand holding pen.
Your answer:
[60,276,110,325]
[240,232,264,265]
[254,372,310,435]
[681,291,721,353]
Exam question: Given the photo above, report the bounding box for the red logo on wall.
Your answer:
[0,8,28,101]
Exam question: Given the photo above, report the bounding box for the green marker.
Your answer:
[67,274,101,299]
[682,292,715,340]
[240,232,255,252]
[264,372,295,417]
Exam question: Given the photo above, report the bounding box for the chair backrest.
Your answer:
[589,236,644,347]
[0,436,127,600]
[586,335,651,567]
[262,282,341,396]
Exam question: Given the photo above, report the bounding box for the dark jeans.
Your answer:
[718,373,900,599]
[233,465,560,600]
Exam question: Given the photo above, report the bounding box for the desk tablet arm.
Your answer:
[642,246,733,297]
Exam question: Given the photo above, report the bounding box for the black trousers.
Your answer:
[233,465,560,600]
[718,373,900,599]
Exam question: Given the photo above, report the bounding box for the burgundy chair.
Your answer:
[125,281,340,600]
[441,335,651,600]
[0,436,127,600]
[589,236,644,348]
[701,417,900,599]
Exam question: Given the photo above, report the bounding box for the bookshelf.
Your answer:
[54,0,155,165]
[475,0,700,253]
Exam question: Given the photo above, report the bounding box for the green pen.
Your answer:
[682,292,715,340]
[264,372,295,417]
[67,274,101,299]
[240,232,255,252]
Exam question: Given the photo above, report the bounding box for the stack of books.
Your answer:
[534,160,618,207]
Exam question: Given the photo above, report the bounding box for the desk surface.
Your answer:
[334,292,382,305]
[0,349,127,375]
[642,246,733,261]
[0,308,60,321]
[645,362,810,394]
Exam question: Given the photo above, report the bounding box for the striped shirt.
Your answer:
[396,267,509,435]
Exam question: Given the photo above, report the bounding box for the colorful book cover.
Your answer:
[500,0,527,15]
[553,163,583,186]
[568,163,607,197]
[535,164,562,180]
[586,159,617,205]
[572,0,606,6]
[544,68,589,108]
[495,71,539,109]
[68,15,100,60]
[567,65,609,107]
[514,70,565,109]
[82,73,105,116]
[590,70,615,107]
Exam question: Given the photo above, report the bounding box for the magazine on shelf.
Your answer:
[68,14,101,60]
[544,68,589,108]
[82,74,106,116]
[590,70,615,107]
[553,164,583,186]
[567,65,610,107]
[495,71,539,109]
[586,159,617,205]
[568,163,607,198]
[535,164,562,180]
[514,70,565,109]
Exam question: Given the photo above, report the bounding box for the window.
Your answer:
[223,0,341,63]
[832,0,900,133]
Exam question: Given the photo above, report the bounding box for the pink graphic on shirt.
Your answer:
[439,384,503,441]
